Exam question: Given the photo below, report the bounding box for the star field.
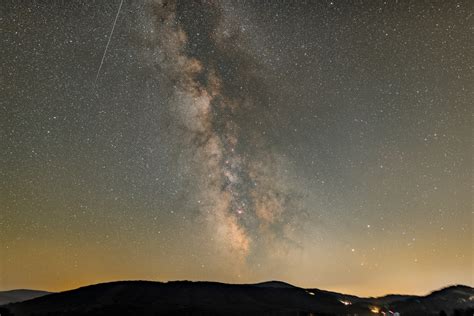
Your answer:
[1,0,472,296]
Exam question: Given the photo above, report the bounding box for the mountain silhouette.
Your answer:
[0,290,51,305]
[1,281,472,316]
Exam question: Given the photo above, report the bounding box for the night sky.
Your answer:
[1,0,472,296]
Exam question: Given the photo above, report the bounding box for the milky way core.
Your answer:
[143,1,304,265]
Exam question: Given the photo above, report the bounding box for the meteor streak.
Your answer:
[95,0,123,83]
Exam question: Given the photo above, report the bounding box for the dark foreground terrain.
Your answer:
[1,281,472,316]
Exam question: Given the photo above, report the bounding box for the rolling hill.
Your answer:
[0,290,51,305]
[1,281,472,316]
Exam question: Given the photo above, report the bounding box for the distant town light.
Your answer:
[370,306,381,313]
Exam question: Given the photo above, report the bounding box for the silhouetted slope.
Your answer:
[6,281,346,316]
[0,290,51,305]
[253,281,296,288]
[389,285,474,315]
[3,281,473,316]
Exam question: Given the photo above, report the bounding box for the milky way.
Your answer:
[144,0,299,261]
